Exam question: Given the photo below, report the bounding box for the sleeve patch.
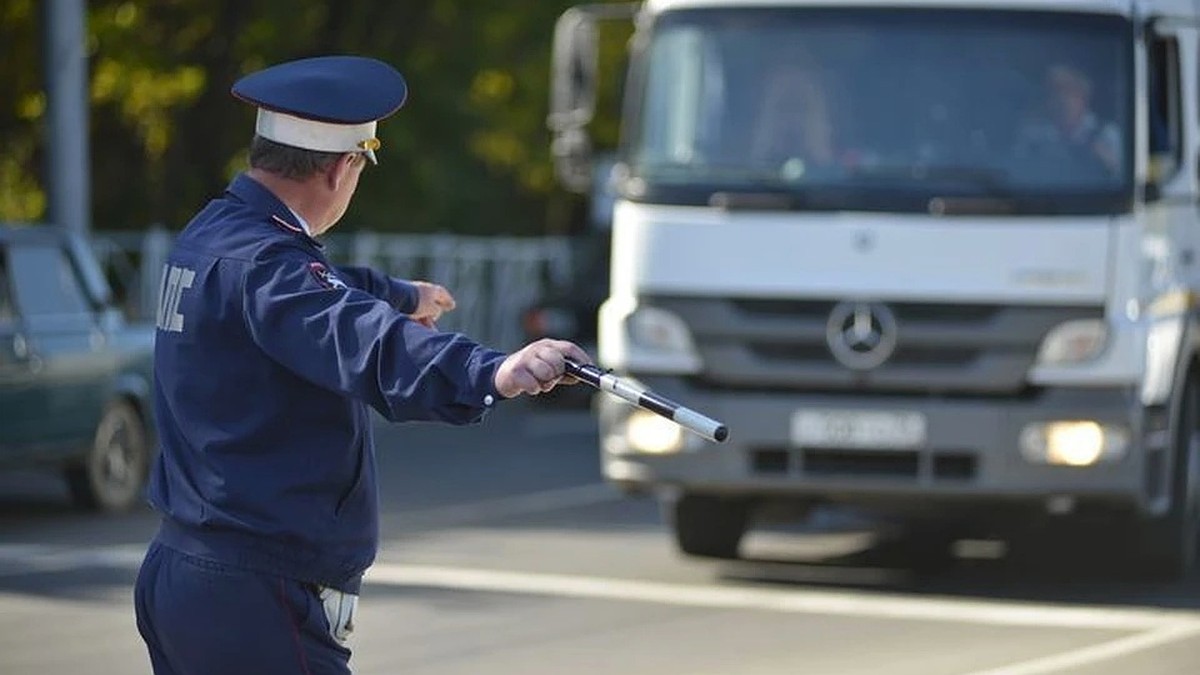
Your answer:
[308,262,348,290]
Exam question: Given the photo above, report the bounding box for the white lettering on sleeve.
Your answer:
[155,264,196,333]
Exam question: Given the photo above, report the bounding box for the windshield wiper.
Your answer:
[850,164,1011,191]
[709,191,799,210]
[849,164,1021,214]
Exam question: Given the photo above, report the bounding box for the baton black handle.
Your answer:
[563,359,729,443]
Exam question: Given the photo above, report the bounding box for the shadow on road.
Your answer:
[716,527,1200,613]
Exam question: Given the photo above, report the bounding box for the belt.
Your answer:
[154,517,365,594]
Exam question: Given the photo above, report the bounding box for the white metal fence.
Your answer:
[92,228,579,351]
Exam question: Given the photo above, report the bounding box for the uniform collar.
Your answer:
[226,173,324,249]
[287,207,314,236]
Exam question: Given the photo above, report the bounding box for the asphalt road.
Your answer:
[1,398,1199,674]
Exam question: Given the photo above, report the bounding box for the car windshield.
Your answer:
[626,8,1134,214]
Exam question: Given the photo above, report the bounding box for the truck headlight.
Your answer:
[598,300,701,373]
[628,306,696,353]
[625,410,685,454]
[1019,421,1128,466]
[1035,319,1107,366]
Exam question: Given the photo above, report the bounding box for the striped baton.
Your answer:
[564,359,729,443]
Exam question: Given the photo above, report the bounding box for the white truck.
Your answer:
[550,0,1200,578]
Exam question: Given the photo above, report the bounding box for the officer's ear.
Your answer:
[327,153,359,192]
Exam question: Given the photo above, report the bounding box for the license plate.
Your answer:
[791,410,927,449]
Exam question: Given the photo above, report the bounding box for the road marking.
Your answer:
[0,484,622,576]
[364,563,1197,631]
[397,483,621,528]
[962,620,1200,675]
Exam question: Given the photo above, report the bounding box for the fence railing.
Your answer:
[92,228,580,352]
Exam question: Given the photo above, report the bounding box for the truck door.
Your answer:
[1143,22,1198,287]
[6,240,109,449]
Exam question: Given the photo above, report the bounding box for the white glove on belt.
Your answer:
[318,586,358,643]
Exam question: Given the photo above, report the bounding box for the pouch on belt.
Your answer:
[318,586,358,643]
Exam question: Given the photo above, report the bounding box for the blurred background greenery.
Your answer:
[0,0,631,235]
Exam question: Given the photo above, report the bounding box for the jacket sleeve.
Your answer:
[241,249,505,424]
[335,265,420,314]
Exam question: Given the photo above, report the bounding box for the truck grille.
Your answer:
[751,447,978,481]
[648,296,1103,395]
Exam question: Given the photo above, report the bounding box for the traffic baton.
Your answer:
[563,359,729,443]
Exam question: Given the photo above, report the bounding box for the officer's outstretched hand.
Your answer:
[410,281,456,328]
[494,339,592,398]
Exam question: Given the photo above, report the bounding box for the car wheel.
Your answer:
[65,399,150,513]
[670,494,750,560]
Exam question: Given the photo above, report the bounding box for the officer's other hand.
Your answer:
[494,339,592,398]
[410,281,456,328]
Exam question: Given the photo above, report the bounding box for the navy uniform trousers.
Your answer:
[135,542,351,675]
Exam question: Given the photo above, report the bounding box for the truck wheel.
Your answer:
[670,494,750,560]
[1139,376,1200,580]
[65,400,150,513]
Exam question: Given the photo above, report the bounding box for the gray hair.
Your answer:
[248,135,342,180]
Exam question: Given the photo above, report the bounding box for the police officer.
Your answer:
[133,55,592,674]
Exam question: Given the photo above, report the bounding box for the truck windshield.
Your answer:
[626,8,1134,214]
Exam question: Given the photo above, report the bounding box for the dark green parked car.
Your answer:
[0,225,156,512]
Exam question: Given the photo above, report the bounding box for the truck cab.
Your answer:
[0,225,156,512]
[550,0,1200,578]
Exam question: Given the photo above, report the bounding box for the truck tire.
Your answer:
[1139,375,1200,580]
[65,399,150,513]
[670,494,750,560]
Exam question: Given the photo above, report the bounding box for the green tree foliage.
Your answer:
[0,0,47,223]
[0,1,634,235]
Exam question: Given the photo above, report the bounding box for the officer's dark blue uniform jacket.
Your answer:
[148,173,505,594]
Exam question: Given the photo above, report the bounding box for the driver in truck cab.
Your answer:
[749,48,837,175]
[1013,63,1123,179]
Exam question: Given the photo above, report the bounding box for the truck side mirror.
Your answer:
[547,4,639,194]
[550,10,600,130]
[549,9,601,193]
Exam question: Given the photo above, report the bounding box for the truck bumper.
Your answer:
[599,377,1151,517]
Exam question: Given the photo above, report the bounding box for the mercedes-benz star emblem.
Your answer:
[825,301,898,370]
